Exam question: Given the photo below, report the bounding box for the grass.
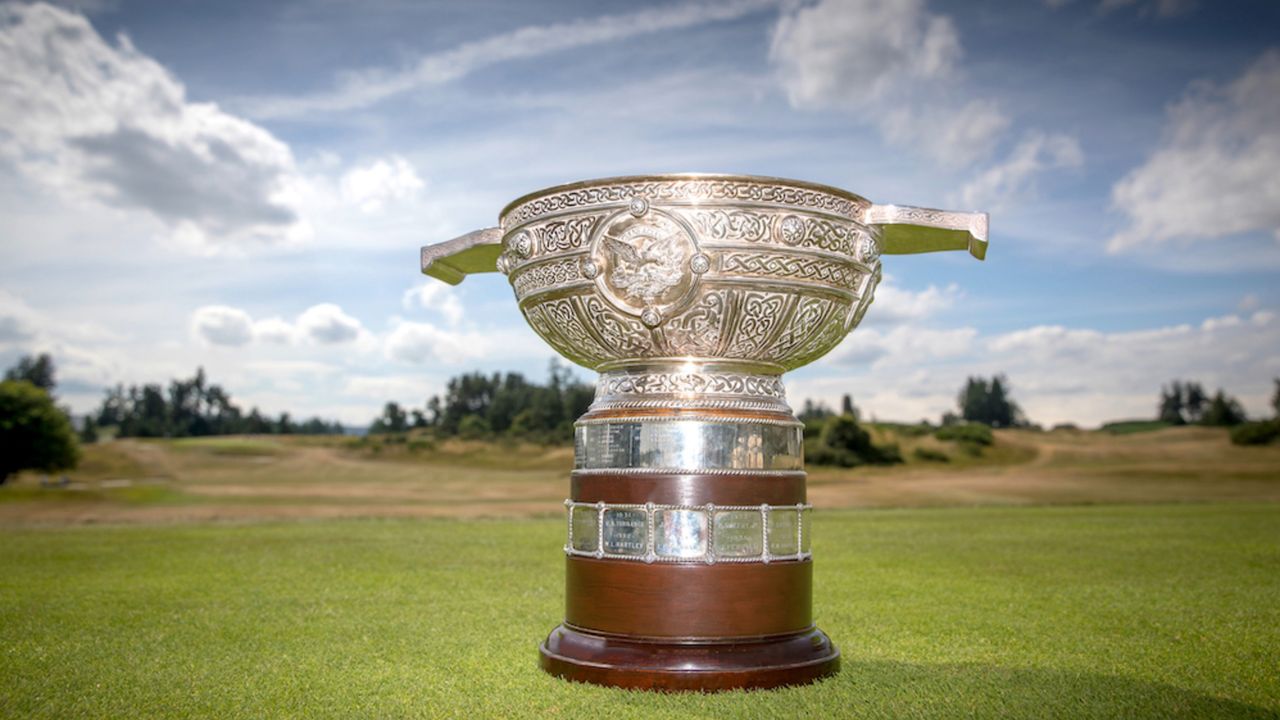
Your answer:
[0,504,1277,718]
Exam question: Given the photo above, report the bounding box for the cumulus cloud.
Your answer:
[295,304,363,345]
[340,156,425,213]
[1109,50,1280,252]
[770,0,960,106]
[190,305,255,347]
[401,282,464,326]
[0,3,307,252]
[384,320,490,366]
[862,280,963,326]
[957,132,1083,209]
[768,0,1012,168]
[243,0,777,118]
[189,303,367,347]
[803,307,1280,427]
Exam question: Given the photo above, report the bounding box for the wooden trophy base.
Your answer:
[539,623,840,691]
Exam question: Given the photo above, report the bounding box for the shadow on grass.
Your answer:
[821,659,1278,718]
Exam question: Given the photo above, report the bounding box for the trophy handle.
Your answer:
[420,227,503,285]
[865,205,989,260]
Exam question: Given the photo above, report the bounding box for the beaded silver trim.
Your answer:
[564,500,812,564]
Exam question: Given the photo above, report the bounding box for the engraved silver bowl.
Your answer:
[422,174,987,375]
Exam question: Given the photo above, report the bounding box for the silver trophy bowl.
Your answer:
[423,174,986,403]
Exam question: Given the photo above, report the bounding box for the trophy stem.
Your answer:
[538,364,840,691]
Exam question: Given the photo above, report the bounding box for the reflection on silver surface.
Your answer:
[655,509,707,559]
[602,509,647,556]
[575,418,802,471]
[564,501,811,564]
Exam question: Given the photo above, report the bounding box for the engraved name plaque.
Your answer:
[571,506,598,552]
[713,510,763,559]
[768,509,799,557]
[602,508,647,556]
[655,509,707,559]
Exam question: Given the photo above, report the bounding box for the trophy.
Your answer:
[421,174,988,691]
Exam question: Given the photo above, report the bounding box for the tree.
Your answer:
[78,416,98,444]
[1272,378,1280,419]
[1158,382,1186,425]
[958,375,1022,428]
[1183,382,1207,424]
[369,402,407,434]
[840,394,859,420]
[0,380,80,484]
[1200,389,1246,427]
[4,353,55,393]
[808,414,900,467]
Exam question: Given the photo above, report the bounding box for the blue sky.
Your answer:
[1,0,1278,426]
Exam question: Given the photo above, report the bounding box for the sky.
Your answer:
[0,0,1278,428]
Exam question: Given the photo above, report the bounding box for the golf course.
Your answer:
[1,426,1278,718]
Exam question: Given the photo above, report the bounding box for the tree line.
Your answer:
[368,360,593,442]
[90,367,344,439]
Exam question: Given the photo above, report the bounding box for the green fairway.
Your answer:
[1,504,1277,718]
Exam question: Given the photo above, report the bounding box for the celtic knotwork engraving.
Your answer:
[539,298,610,364]
[718,252,860,289]
[582,297,653,356]
[763,297,836,363]
[661,291,726,356]
[788,300,852,368]
[687,209,770,243]
[597,371,785,399]
[511,258,583,296]
[503,179,866,227]
[725,291,790,357]
[536,216,599,254]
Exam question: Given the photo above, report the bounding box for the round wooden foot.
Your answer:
[538,624,840,691]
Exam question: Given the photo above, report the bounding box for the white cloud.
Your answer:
[189,303,367,347]
[339,156,425,213]
[190,305,255,347]
[295,303,364,345]
[862,280,963,326]
[0,3,308,252]
[768,0,1011,168]
[243,0,778,119]
[769,0,960,106]
[342,375,438,404]
[790,283,1280,427]
[1109,50,1280,252]
[384,320,490,365]
[251,317,296,344]
[879,99,1011,168]
[957,132,1083,209]
[401,282,464,326]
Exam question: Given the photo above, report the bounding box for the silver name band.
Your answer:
[565,501,812,565]
[574,418,803,472]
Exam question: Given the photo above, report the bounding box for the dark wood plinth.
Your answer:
[566,556,812,637]
[539,623,840,691]
[544,466,838,691]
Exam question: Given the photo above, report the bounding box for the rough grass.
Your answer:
[2,427,1278,524]
[0,504,1276,718]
